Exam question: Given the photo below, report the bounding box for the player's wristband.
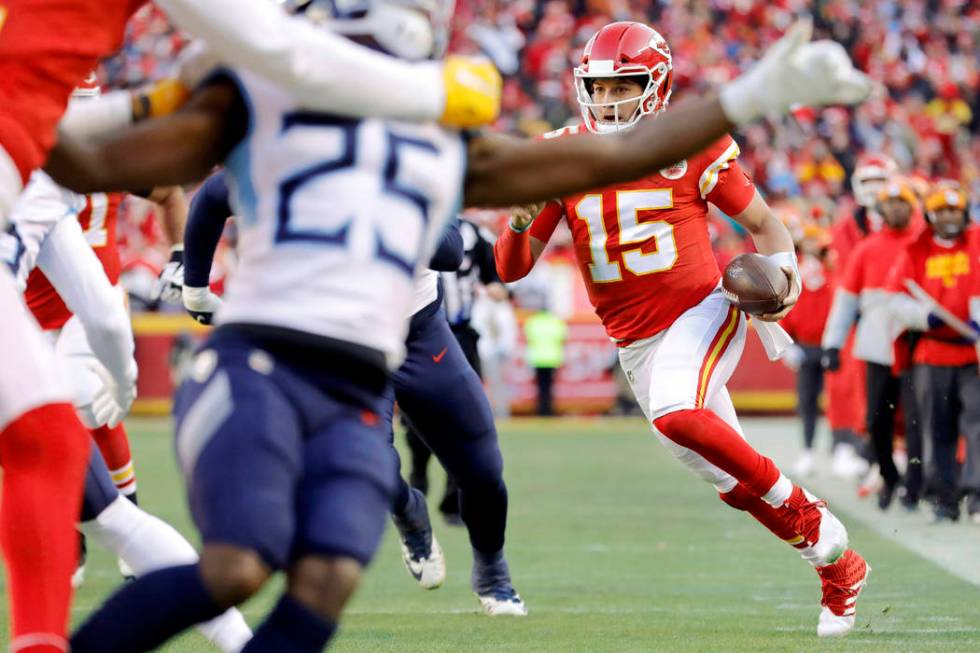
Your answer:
[509,220,532,234]
[767,251,802,295]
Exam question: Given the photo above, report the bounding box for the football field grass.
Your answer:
[4,416,980,652]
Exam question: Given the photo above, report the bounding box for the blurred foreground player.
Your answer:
[176,172,525,615]
[885,186,980,520]
[822,180,922,509]
[0,0,504,647]
[496,21,872,636]
[5,169,252,651]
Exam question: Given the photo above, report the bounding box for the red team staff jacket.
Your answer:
[780,254,832,347]
[886,225,980,367]
[496,127,756,345]
[0,1,145,181]
[25,193,123,330]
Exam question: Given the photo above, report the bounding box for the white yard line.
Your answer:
[746,417,980,587]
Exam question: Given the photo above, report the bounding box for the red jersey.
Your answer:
[0,1,145,180]
[829,211,869,280]
[781,254,832,347]
[527,129,756,343]
[886,226,979,367]
[843,225,920,295]
[25,193,123,330]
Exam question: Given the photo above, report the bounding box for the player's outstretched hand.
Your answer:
[756,266,800,322]
[152,245,185,305]
[182,285,223,325]
[719,19,873,127]
[439,56,502,129]
[510,202,545,232]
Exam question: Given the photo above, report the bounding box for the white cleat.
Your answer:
[118,557,135,581]
[399,532,446,590]
[476,588,528,617]
[831,443,868,479]
[793,450,816,477]
[816,549,871,637]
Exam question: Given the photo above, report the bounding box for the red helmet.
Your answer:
[574,22,673,134]
[851,153,897,207]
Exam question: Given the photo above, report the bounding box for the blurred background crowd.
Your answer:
[102,2,976,400]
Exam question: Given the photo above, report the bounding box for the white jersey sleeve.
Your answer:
[156,0,444,121]
[1,172,84,291]
[36,218,136,396]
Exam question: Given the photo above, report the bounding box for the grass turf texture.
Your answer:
[2,416,979,652]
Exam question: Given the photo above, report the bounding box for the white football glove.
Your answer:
[85,359,137,429]
[152,245,185,305]
[719,19,873,126]
[182,285,223,325]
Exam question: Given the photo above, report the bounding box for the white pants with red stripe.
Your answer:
[0,267,70,433]
[618,288,747,493]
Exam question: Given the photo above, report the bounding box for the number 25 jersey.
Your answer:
[528,127,756,343]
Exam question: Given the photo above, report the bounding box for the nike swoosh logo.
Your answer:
[432,347,448,363]
[409,565,423,581]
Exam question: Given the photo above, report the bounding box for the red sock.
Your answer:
[0,403,89,652]
[91,423,137,497]
[653,408,780,497]
[719,484,805,548]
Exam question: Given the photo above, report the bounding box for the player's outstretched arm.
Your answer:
[464,19,870,208]
[156,0,500,129]
[45,82,242,194]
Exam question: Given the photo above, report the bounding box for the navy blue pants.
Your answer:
[80,442,121,523]
[385,304,507,555]
[174,327,397,569]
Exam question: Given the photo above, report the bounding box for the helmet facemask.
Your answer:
[574,64,670,135]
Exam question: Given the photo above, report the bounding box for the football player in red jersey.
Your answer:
[885,186,980,521]
[495,22,870,637]
[0,4,146,648]
[822,179,924,510]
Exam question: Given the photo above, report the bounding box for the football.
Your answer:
[722,253,789,315]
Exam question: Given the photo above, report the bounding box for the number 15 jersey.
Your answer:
[528,127,756,344]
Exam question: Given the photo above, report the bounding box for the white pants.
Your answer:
[618,289,748,493]
[0,267,69,431]
[45,314,112,429]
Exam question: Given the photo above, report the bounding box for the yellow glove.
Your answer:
[439,56,502,129]
[131,78,190,122]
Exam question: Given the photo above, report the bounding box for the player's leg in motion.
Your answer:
[77,442,251,652]
[0,269,90,653]
[392,312,525,615]
[72,330,394,652]
[91,423,138,500]
[382,387,448,591]
[619,290,869,637]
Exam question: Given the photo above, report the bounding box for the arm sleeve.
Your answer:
[37,218,134,388]
[157,0,443,120]
[700,137,754,216]
[184,171,232,289]
[59,92,133,139]
[429,219,464,272]
[493,200,563,282]
[821,288,859,349]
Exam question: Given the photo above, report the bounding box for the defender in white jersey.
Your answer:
[49,5,872,649]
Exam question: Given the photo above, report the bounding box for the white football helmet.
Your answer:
[282,0,453,61]
[850,154,897,208]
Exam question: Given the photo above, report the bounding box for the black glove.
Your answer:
[820,347,841,371]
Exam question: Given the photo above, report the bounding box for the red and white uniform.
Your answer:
[822,224,921,367]
[887,226,980,367]
[0,0,144,215]
[498,131,758,491]
[26,193,123,330]
[3,173,135,429]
